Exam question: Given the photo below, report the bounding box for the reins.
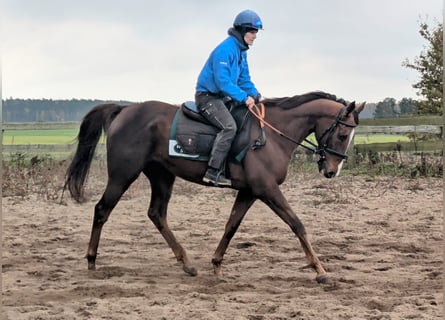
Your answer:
[247,103,357,159]
[247,103,319,154]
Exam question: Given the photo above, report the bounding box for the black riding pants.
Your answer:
[195,93,237,170]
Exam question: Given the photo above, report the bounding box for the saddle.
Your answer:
[168,101,258,162]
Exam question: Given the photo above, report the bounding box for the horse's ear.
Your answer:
[355,102,366,114]
[344,101,356,117]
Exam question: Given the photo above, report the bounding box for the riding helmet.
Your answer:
[233,9,263,30]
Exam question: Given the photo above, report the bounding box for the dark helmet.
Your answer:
[233,9,263,30]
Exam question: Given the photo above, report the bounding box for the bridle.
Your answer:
[247,103,357,165]
[312,105,357,169]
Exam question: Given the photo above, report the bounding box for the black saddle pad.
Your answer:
[168,102,253,162]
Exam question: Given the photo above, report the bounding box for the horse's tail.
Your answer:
[64,103,124,202]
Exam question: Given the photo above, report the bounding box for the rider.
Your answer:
[195,9,263,186]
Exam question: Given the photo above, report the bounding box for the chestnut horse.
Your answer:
[64,91,365,283]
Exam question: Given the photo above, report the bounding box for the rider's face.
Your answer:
[244,30,258,46]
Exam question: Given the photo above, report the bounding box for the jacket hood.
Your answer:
[228,27,249,51]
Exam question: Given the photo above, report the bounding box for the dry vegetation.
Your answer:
[2,151,442,201]
[2,152,443,319]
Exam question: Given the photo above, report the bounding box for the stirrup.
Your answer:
[203,169,231,187]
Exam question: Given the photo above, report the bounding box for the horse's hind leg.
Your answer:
[87,177,136,270]
[144,165,197,276]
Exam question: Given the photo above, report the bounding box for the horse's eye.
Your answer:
[338,134,348,142]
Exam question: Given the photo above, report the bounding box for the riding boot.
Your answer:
[203,167,231,187]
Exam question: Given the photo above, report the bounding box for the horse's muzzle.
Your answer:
[318,158,337,179]
[324,171,337,179]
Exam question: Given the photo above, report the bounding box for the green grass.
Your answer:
[2,129,111,145]
[301,133,409,146]
[3,129,79,144]
[360,115,442,126]
[354,134,410,144]
[1,129,414,145]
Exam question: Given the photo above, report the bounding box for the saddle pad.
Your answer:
[168,105,254,162]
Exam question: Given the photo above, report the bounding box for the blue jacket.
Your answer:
[196,29,260,103]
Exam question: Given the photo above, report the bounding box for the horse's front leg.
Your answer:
[260,188,329,284]
[212,188,256,277]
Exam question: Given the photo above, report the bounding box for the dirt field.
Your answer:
[2,170,443,319]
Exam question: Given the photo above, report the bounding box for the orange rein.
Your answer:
[247,103,285,136]
[247,103,318,153]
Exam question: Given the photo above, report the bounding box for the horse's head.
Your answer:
[315,101,365,178]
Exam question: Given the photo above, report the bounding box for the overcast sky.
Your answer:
[1,1,443,103]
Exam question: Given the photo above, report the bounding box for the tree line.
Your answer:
[373,97,418,119]
[2,98,134,123]
[1,96,421,123]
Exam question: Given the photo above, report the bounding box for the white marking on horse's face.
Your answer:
[336,160,344,177]
[336,128,355,177]
[347,129,355,149]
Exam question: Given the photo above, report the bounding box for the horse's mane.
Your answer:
[263,91,347,109]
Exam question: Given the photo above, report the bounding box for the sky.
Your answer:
[1,0,443,104]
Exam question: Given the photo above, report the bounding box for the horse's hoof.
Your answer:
[316,275,330,284]
[213,265,223,278]
[88,263,96,271]
[183,265,198,276]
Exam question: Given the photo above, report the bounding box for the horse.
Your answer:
[64,91,365,283]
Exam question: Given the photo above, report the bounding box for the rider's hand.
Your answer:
[253,93,262,104]
[245,96,255,108]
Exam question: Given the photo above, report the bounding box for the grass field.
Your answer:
[353,134,410,144]
[2,129,79,144]
[2,129,412,145]
[3,115,439,145]
[360,115,442,126]
[1,128,417,145]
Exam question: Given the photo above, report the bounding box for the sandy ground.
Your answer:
[2,171,443,320]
